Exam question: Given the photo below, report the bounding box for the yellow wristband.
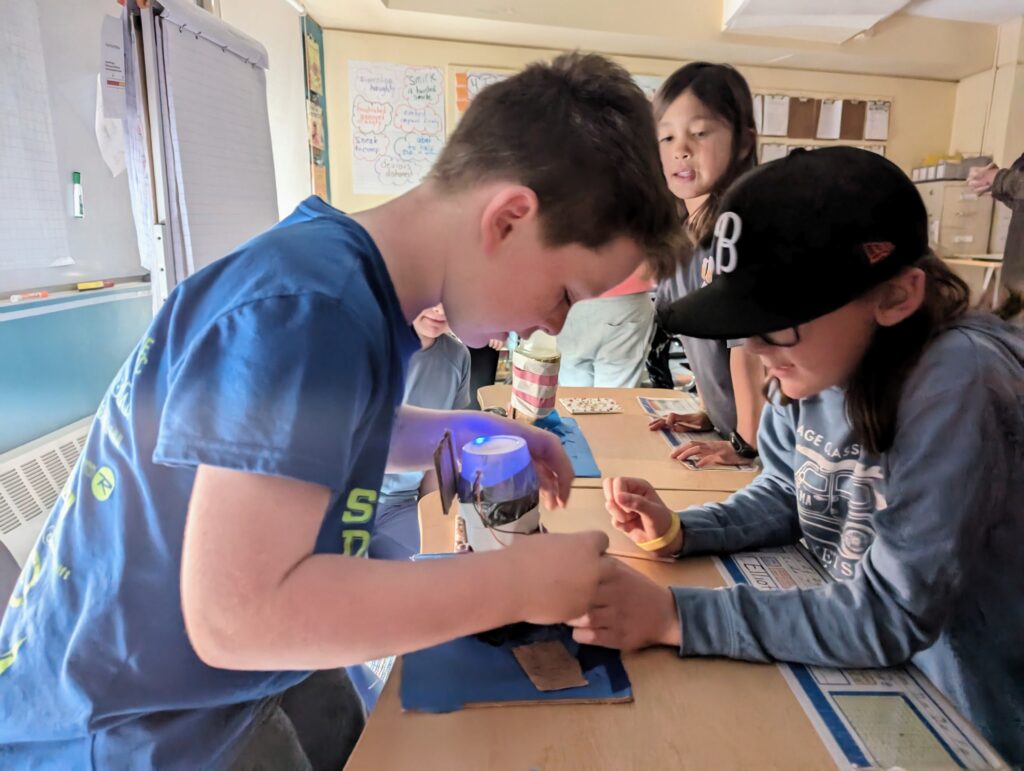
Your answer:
[636,514,681,552]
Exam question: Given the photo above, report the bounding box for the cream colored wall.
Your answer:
[949,70,994,159]
[949,17,1024,167]
[323,29,956,212]
[996,17,1024,167]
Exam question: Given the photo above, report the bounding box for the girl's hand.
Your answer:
[487,338,505,351]
[603,477,682,558]
[568,558,681,651]
[671,439,748,468]
[647,411,713,433]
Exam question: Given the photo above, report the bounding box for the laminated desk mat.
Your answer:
[716,546,1006,768]
[400,625,632,713]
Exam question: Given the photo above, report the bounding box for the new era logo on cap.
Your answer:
[863,241,895,264]
[712,212,742,275]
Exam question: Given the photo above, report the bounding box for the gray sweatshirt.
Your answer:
[656,243,743,437]
[670,314,1024,764]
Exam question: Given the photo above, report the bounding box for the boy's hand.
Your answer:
[647,411,713,433]
[506,531,610,625]
[568,558,681,651]
[603,477,682,557]
[452,411,574,508]
[671,439,747,468]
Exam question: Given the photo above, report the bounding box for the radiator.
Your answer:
[0,417,91,566]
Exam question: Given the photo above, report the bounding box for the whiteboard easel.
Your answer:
[126,0,278,308]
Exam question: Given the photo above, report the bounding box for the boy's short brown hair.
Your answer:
[430,52,680,280]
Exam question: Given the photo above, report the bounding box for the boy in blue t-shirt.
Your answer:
[0,53,677,768]
[370,304,470,560]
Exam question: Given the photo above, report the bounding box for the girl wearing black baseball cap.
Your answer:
[571,148,1024,764]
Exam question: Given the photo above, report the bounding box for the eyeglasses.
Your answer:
[756,326,801,347]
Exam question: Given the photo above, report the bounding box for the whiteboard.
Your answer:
[0,0,144,295]
[0,0,71,274]
[159,2,278,276]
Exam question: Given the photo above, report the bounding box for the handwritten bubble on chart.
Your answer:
[352,133,390,161]
[466,72,507,99]
[354,68,400,101]
[374,155,416,187]
[403,67,442,104]
[392,104,442,135]
[392,133,443,163]
[352,96,393,135]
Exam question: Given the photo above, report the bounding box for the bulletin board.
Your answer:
[0,0,145,295]
[754,89,891,164]
[340,59,670,201]
[347,60,446,195]
[302,14,331,201]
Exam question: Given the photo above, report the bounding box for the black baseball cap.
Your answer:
[662,147,929,340]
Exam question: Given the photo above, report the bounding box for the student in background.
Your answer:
[370,304,470,561]
[556,269,656,388]
[968,152,1024,323]
[466,339,504,409]
[648,62,765,467]
[0,53,678,769]
[572,149,1024,764]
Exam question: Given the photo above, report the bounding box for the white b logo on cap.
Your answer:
[713,212,742,275]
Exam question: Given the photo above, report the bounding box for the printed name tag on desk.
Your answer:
[559,397,622,414]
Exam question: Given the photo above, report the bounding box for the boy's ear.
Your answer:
[480,186,539,255]
[874,267,926,327]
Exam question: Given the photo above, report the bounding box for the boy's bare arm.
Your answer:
[180,465,607,671]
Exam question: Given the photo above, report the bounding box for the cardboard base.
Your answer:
[400,626,633,713]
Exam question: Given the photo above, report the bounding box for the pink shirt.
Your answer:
[600,266,655,298]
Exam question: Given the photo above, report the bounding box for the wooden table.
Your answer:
[478,385,759,494]
[346,489,837,770]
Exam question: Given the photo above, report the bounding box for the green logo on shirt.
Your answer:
[91,467,116,502]
[0,637,27,676]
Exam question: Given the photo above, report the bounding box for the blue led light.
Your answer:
[460,435,533,487]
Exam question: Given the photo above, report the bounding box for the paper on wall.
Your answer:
[761,95,790,136]
[348,61,445,195]
[864,101,890,141]
[815,98,841,140]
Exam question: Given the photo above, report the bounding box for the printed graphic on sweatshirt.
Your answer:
[794,445,886,579]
